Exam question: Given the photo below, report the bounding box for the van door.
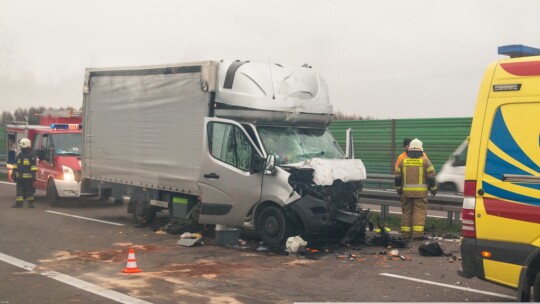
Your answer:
[198,117,264,226]
[477,102,540,243]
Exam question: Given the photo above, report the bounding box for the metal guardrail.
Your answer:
[361,174,463,225]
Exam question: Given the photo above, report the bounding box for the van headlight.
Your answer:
[62,165,75,181]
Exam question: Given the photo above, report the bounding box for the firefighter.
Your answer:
[394,138,437,240]
[12,138,37,208]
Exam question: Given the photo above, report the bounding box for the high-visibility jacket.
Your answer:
[13,149,37,181]
[395,151,428,172]
[395,155,436,198]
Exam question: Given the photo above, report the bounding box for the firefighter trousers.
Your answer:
[400,197,427,239]
[15,179,35,207]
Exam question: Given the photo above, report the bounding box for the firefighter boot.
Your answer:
[12,202,23,208]
[28,196,35,208]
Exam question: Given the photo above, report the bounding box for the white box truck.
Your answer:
[80,60,368,245]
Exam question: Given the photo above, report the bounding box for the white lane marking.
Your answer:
[0,252,152,304]
[380,273,515,300]
[46,210,124,226]
[0,181,15,185]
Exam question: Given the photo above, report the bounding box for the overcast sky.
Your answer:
[1,0,539,119]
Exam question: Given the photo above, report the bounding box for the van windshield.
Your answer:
[51,133,82,156]
[257,126,345,165]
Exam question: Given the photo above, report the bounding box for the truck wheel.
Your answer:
[131,191,156,225]
[533,270,540,302]
[47,180,60,207]
[257,205,288,246]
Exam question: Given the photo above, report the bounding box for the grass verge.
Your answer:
[370,212,461,235]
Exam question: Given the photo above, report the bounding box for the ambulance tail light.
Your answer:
[462,180,477,238]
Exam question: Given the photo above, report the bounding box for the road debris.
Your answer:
[418,242,452,257]
[286,236,308,253]
[177,232,203,247]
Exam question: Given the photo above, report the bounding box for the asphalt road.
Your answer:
[0,181,516,303]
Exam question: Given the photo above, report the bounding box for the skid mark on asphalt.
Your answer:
[0,252,152,304]
[379,272,514,300]
[46,210,124,226]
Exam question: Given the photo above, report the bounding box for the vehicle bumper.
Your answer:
[459,237,485,280]
[54,179,80,197]
[288,195,331,234]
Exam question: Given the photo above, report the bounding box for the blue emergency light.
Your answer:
[498,45,540,58]
[51,123,82,130]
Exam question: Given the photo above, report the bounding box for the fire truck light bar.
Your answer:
[51,123,82,130]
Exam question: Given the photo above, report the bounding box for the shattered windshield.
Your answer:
[51,133,82,156]
[258,126,345,165]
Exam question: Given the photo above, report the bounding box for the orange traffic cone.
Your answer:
[122,248,142,273]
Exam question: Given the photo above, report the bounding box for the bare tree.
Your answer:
[0,111,14,127]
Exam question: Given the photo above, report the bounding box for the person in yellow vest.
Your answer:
[394,138,437,240]
[395,138,428,172]
[12,138,37,208]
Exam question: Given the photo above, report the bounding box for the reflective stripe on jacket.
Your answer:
[395,155,436,198]
[13,150,37,180]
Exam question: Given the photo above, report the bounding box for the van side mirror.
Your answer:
[345,128,354,159]
[264,154,276,175]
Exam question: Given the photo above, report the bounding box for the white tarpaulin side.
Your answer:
[82,62,216,194]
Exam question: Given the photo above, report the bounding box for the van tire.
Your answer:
[131,191,156,225]
[257,205,288,246]
[533,270,540,302]
[47,180,60,207]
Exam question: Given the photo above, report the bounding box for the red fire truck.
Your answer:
[6,110,83,205]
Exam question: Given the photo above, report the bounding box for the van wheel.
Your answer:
[131,191,156,225]
[257,205,288,246]
[533,270,540,302]
[47,180,60,207]
[439,182,457,193]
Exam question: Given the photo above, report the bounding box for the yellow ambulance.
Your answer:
[459,45,540,301]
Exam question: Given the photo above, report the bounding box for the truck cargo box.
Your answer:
[82,61,218,195]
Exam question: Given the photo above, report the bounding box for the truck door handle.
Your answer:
[203,173,220,179]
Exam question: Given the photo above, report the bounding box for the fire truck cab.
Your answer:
[6,110,83,205]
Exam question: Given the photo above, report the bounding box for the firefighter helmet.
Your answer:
[19,138,31,149]
[408,138,423,151]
